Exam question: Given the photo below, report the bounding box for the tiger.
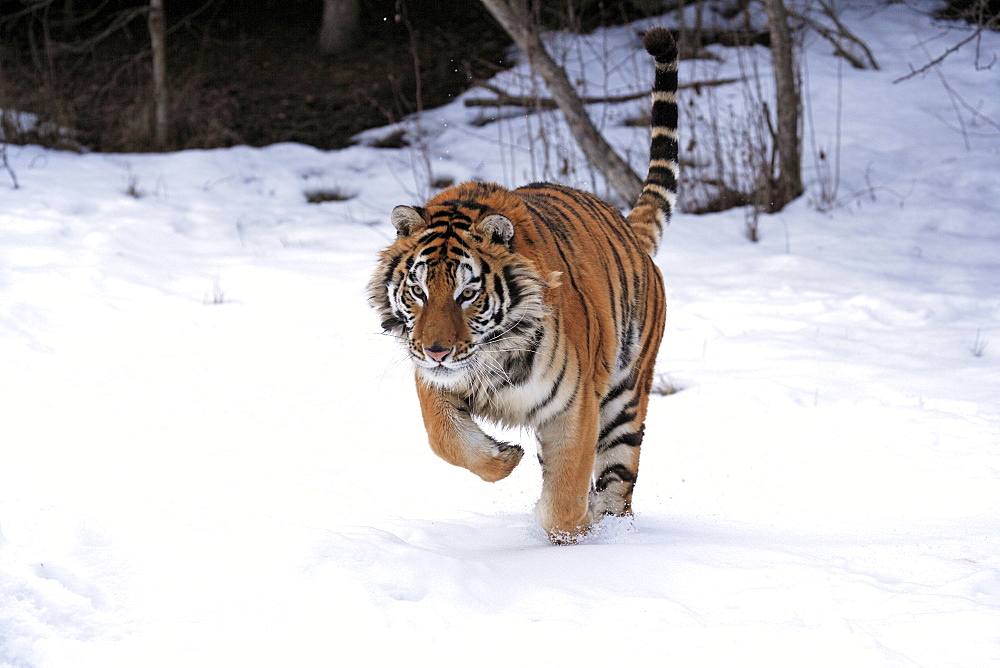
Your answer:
[367,27,678,543]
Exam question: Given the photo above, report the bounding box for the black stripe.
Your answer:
[491,274,507,325]
[523,194,572,244]
[649,140,676,163]
[382,253,403,286]
[380,315,403,331]
[502,265,524,308]
[526,352,568,421]
[437,199,490,212]
[597,429,644,453]
[647,161,678,181]
[502,328,542,386]
[598,405,637,442]
[594,464,637,492]
[601,373,634,407]
[617,320,635,369]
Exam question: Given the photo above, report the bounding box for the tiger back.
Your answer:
[367,28,678,542]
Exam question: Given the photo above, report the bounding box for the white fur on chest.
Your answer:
[418,326,572,429]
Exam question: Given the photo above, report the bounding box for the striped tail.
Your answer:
[627,27,679,256]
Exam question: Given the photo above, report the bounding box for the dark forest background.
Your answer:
[0,0,667,152]
[0,0,994,153]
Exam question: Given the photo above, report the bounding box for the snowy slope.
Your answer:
[1,2,999,666]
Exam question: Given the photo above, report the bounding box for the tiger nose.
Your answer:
[424,344,453,363]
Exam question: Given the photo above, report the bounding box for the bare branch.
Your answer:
[785,1,878,70]
[464,77,741,109]
[0,142,19,189]
[815,0,879,69]
[47,7,148,55]
[478,0,643,203]
[893,27,982,84]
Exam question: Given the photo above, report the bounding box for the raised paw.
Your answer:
[472,442,524,482]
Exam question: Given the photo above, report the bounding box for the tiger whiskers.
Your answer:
[469,354,511,412]
[481,309,538,346]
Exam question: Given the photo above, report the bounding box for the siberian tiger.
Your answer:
[367,28,678,543]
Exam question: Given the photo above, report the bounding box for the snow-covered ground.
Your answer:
[2,2,998,665]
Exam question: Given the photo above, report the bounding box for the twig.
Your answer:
[1,142,19,189]
[893,27,982,84]
[785,2,878,70]
[970,328,989,357]
[47,7,148,55]
[682,77,746,92]
[913,31,1000,143]
[464,77,742,108]
[815,0,879,69]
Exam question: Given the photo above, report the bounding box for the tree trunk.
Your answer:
[148,0,168,149]
[319,0,360,56]
[478,0,643,205]
[763,0,803,210]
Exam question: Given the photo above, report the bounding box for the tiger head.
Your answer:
[368,195,549,388]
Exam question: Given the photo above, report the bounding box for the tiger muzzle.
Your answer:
[413,288,470,366]
[423,344,454,363]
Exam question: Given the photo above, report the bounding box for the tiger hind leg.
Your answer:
[591,442,641,517]
[590,369,648,518]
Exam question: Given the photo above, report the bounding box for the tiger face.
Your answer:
[369,202,549,389]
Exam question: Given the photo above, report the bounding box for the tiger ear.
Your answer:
[391,205,426,238]
[478,213,514,246]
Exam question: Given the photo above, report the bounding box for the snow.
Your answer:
[2,2,999,665]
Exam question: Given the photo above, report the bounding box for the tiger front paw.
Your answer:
[471,442,524,482]
[536,497,593,544]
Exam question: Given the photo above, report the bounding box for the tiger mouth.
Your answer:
[414,353,473,373]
